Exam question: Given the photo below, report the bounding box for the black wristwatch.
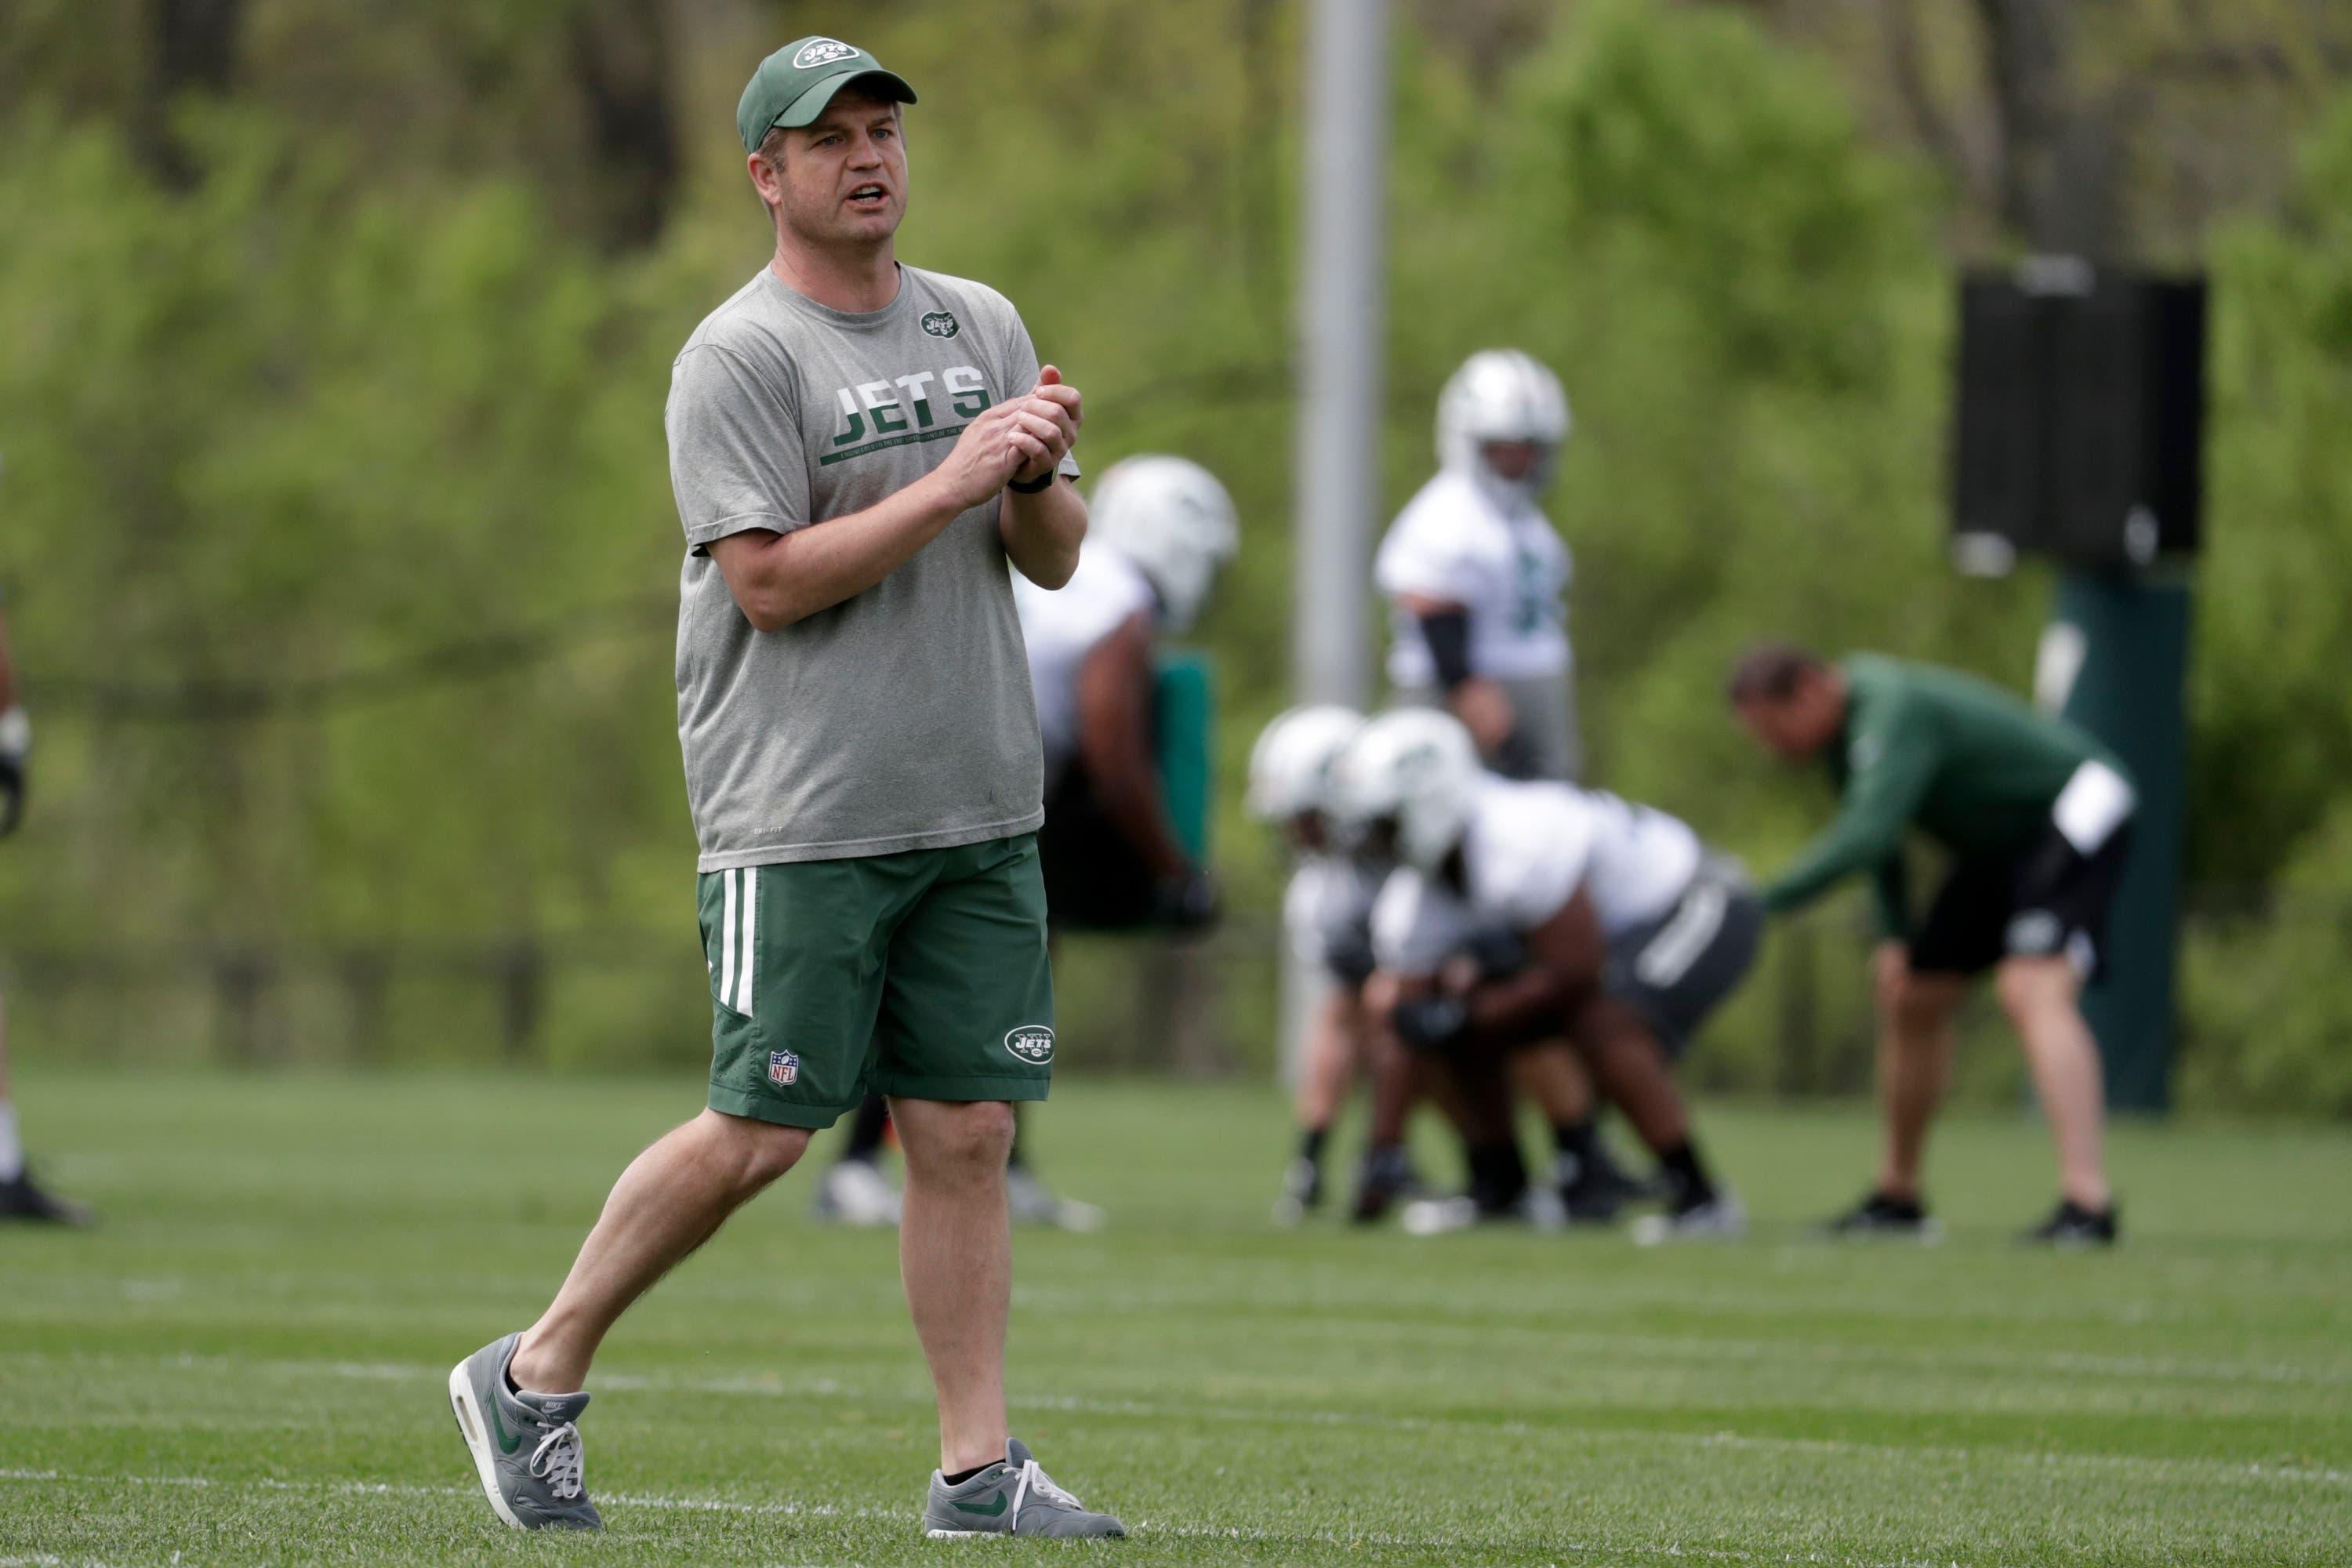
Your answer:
[1006,470,1056,494]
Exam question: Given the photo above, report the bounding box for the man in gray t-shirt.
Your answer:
[448,36,1125,1541]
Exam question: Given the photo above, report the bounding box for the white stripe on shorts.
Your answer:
[734,866,758,1018]
[1635,879,1726,989]
[719,868,739,1011]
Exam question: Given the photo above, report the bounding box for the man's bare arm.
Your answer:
[1463,887,1607,1043]
[710,391,1068,631]
[1072,615,1189,883]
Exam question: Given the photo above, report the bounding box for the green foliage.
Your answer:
[0,2,2347,1110]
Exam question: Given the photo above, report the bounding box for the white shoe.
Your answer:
[1400,1187,1565,1236]
[1632,1189,1747,1246]
[811,1159,902,1227]
[1006,1167,1105,1232]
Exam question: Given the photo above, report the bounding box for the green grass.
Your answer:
[2,1071,2347,1566]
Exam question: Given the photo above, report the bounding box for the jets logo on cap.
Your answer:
[1004,1026,1054,1065]
[793,38,860,69]
[921,311,960,339]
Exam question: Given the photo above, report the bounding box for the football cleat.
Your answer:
[1271,1155,1323,1225]
[1632,1189,1747,1246]
[2022,1198,2118,1248]
[811,1157,903,1228]
[0,1165,93,1226]
[1822,1189,1944,1243]
[1006,1166,1105,1232]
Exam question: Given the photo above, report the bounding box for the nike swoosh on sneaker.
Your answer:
[953,1492,1009,1516]
[488,1398,523,1455]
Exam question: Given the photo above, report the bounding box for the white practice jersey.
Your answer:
[1013,543,1158,787]
[1283,854,1384,984]
[1374,468,1572,688]
[1372,776,1701,975]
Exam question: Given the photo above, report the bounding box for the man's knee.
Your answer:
[898,1098,1017,1178]
[1882,969,1964,1036]
[1994,955,2079,1032]
[699,1110,811,1192]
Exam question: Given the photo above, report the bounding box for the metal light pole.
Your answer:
[1283,0,1389,1083]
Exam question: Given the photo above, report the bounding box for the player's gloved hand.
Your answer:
[1391,993,1470,1052]
[1463,927,1528,978]
[0,707,27,839]
[1153,869,1221,931]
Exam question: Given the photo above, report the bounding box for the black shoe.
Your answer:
[0,1166,94,1225]
[1556,1160,1628,1224]
[1349,1145,1416,1224]
[2023,1198,2118,1247]
[1823,1189,1940,1242]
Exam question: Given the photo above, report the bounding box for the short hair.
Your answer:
[1726,642,1828,705]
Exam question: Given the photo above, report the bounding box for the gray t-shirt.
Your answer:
[667,263,1076,870]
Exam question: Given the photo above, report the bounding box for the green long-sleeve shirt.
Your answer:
[1762,655,2126,936]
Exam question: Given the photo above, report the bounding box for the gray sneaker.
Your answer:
[922,1437,1125,1538]
[446,1332,601,1530]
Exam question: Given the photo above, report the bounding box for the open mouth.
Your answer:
[846,183,888,209]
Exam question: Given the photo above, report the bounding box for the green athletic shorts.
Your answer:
[698,833,1055,1129]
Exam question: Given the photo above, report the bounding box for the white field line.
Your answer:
[0,1468,1984,1566]
[10,1352,2348,1494]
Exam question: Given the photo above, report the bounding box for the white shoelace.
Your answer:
[1007,1457,1080,1529]
[528,1420,585,1501]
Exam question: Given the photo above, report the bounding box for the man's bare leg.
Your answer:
[1569,1000,1686,1153]
[1995,954,2111,1210]
[1873,946,1966,1203]
[1507,1040,1594,1127]
[1295,987,1364,1134]
[510,1109,810,1393]
[892,1096,1015,1475]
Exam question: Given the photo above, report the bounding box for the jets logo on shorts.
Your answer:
[1004,1026,1054,1065]
[792,38,860,69]
[768,1050,800,1087]
[920,310,960,339]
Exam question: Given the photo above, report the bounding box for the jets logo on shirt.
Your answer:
[792,38,859,69]
[824,366,993,465]
[1004,1025,1055,1065]
[920,310,960,339]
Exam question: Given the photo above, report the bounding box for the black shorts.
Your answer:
[1036,765,1157,931]
[1602,858,1764,1058]
[1908,820,2133,979]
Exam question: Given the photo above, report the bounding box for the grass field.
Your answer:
[3,1070,2347,1566]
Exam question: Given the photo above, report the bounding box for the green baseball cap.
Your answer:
[736,36,917,154]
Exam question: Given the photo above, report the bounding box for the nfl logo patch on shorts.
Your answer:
[768,1051,799,1087]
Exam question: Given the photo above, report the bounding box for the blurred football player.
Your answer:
[0,590,90,1225]
[1730,644,2132,1247]
[1247,705,1397,1223]
[1377,350,1578,782]
[811,456,1236,1232]
[1333,711,1757,1241]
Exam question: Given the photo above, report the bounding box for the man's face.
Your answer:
[766,91,908,248]
[1735,675,1843,760]
[1481,441,1546,483]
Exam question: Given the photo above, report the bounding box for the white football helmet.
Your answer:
[1436,350,1570,506]
[1327,709,1483,870]
[1088,456,1240,633]
[1247,705,1364,823]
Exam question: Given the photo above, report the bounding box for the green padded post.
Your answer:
[1153,652,1216,866]
[2051,571,2190,1113]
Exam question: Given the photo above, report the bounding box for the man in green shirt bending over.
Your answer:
[1730,644,2133,1246]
